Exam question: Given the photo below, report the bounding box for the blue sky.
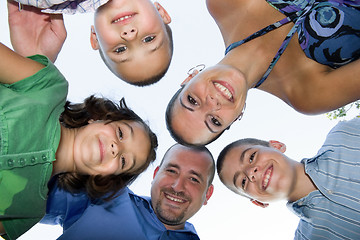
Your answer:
[1,0,356,239]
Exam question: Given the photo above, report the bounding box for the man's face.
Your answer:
[91,0,172,84]
[151,145,214,230]
[220,143,297,203]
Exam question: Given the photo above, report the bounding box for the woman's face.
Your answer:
[73,120,151,176]
[170,65,247,145]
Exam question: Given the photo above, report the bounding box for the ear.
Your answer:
[269,140,286,153]
[153,166,160,179]
[154,2,172,24]
[90,26,99,50]
[203,184,214,206]
[181,70,199,86]
[250,199,269,208]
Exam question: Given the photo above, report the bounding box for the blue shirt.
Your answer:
[287,118,360,240]
[41,181,200,240]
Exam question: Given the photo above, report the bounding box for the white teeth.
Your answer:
[263,167,272,189]
[166,194,185,203]
[114,15,132,23]
[214,82,233,100]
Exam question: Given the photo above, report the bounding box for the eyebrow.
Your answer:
[179,96,194,111]
[129,159,136,171]
[122,122,134,136]
[190,169,204,183]
[166,163,204,182]
[149,39,164,53]
[232,147,251,188]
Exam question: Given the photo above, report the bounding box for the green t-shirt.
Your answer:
[0,55,68,239]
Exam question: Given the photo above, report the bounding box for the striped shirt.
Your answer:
[287,117,360,240]
[16,0,108,14]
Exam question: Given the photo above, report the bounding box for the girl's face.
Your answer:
[73,120,151,176]
[171,65,247,145]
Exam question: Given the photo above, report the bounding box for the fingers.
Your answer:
[50,14,67,41]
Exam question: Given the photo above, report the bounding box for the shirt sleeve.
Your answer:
[41,176,90,230]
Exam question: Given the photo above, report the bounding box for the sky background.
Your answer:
[1,1,358,239]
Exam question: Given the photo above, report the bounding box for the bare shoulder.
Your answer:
[206,0,242,20]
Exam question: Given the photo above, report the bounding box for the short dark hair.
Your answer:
[58,95,158,201]
[99,25,174,86]
[165,87,227,146]
[217,138,269,180]
[160,144,215,187]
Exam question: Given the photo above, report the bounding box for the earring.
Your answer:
[187,64,205,75]
[237,102,246,121]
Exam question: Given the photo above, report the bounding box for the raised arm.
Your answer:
[0,42,44,84]
[7,0,67,62]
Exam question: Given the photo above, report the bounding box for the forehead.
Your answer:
[220,144,251,179]
[163,147,212,172]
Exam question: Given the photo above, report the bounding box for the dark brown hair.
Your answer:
[58,95,158,201]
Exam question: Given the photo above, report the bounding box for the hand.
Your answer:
[7,0,67,62]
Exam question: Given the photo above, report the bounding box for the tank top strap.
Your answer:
[225,14,296,55]
[225,4,314,88]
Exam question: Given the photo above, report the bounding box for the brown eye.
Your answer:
[115,46,127,53]
[143,36,155,43]
[242,177,246,189]
[211,116,221,126]
[187,95,198,105]
[249,152,256,163]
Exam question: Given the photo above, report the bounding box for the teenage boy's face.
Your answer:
[91,0,171,84]
[220,143,296,203]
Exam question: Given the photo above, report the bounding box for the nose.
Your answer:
[111,142,120,158]
[246,166,259,182]
[206,95,221,111]
[172,177,185,192]
[120,27,138,40]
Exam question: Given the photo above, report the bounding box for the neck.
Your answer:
[287,161,317,202]
[53,125,76,176]
[163,223,185,231]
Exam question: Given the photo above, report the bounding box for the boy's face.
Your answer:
[220,143,297,203]
[91,0,171,84]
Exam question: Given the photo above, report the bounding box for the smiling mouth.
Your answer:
[164,193,186,204]
[262,166,273,190]
[112,13,136,24]
[99,139,105,163]
[213,81,234,102]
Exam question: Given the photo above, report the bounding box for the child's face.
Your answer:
[220,144,297,203]
[73,120,151,176]
[91,0,172,84]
